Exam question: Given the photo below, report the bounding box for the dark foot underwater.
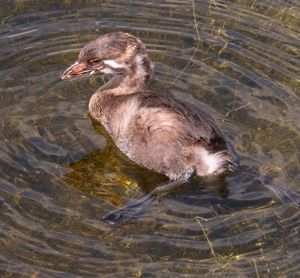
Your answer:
[103,166,300,224]
[103,168,195,224]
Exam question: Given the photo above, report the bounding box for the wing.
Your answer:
[136,92,228,152]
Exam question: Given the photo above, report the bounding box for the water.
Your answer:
[1,0,300,277]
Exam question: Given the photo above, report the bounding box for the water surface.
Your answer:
[1,0,300,277]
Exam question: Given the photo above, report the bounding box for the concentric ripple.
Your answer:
[0,0,300,277]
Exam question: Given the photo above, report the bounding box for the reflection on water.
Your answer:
[1,0,300,277]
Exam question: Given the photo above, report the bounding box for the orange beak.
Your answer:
[61,61,94,80]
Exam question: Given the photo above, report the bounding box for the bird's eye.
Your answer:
[89,59,101,66]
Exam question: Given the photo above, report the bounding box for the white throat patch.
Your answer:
[103,59,127,69]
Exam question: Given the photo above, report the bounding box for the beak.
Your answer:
[61,61,95,80]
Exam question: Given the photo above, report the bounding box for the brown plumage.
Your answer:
[61,32,234,223]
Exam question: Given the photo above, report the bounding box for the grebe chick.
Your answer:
[61,32,233,222]
[61,32,299,223]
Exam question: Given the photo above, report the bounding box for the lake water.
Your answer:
[1,0,300,277]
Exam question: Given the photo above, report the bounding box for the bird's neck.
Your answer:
[100,54,152,94]
[88,54,152,120]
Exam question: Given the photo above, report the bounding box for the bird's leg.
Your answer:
[102,167,196,224]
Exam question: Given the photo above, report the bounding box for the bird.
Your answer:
[61,32,299,223]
